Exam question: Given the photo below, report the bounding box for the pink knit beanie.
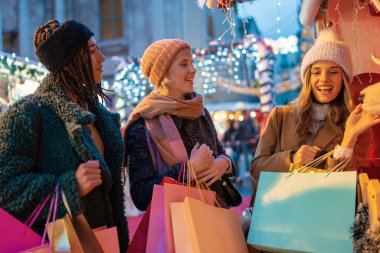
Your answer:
[301,29,353,83]
[141,39,191,87]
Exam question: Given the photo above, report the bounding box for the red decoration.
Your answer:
[359,0,380,16]
[217,0,234,9]
[351,73,380,172]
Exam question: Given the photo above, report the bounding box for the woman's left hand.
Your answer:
[197,157,229,186]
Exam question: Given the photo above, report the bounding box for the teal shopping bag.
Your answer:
[247,171,356,253]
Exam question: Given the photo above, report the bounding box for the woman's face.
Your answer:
[310,61,343,103]
[88,37,106,84]
[160,48,196,99]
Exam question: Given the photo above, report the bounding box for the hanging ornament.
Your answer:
[207,0,215,9]
[299,0,324,26]
[360,0,380,16]
[217,0,236,11]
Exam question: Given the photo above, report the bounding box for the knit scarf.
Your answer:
[125,91,204,173]
[308,103,329,144]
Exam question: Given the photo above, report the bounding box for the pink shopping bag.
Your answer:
[0,193,52,253]
[127,177,183,253]
[0,208,44,253]
[146,185,167,253]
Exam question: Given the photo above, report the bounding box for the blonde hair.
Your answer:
[294,65,354,145]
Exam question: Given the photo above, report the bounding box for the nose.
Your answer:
[320,70,328,82]
[97,50,106,63]
[190,64,196,73]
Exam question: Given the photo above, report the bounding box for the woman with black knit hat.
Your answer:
[250,29,380,206]
[124,39,239,214]
[0,20,129,251]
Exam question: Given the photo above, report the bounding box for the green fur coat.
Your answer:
[0,76,129,252]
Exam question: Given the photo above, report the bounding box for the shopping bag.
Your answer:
[248,171,357,253]
[146,185,167,253]
[170,202,193,253]
[0,193,52,253]
[128,176,183,253]
[126,204,151,253]
[47,191,104,253]
[94,226,120,253]
[182,196,248,253]
[0,208,44,253]
[163,183,216,253]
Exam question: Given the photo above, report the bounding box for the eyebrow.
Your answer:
[311,66,340,70]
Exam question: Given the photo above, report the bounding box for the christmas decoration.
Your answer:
[360,0,380,16]
[352,203,369,253]
[359,82,380,115]
[299,0,324,26]
[0,52,47,112]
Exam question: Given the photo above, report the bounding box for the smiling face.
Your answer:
[88,37,105,84]
[159,48,196,99]
[310,61,343,104]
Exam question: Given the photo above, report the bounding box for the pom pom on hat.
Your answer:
[300,29,353,83]
[141,39,191,87]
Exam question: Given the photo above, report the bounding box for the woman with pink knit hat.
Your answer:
[124,39,240,210]
[250,29,380,197]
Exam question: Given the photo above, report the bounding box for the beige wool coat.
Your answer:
[251,105,372,186]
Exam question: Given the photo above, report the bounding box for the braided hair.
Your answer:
[34,19,109,106]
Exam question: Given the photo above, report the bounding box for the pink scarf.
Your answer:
[126,91,204,171]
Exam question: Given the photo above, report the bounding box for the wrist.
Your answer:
[341,131,358,149]
[218,155,231,173]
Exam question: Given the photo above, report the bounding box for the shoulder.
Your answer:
[126,118,146,139]
[0,95,41,123]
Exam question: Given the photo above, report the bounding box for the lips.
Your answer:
[317,85,333,93]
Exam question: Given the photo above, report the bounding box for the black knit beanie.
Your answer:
[35,20,94,74]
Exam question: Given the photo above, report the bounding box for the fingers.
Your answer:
[76,160,102,196]
[192,142,200,150]
[353,104,362,113]
[294,145,321,165]
[83,160,100,168]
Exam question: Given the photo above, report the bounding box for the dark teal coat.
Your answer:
[0,76,128,252]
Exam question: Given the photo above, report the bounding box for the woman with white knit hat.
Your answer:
[250,29,380,193]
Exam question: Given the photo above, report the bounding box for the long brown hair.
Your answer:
[294,64,354,145]
[34,19,108,106]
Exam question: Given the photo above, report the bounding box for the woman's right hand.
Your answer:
[190,142,214,174]
[76,160,102,197]
[293,145,321,165]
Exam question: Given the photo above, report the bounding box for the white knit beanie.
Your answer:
[301,29,353,83]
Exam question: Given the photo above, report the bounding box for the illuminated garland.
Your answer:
[0,52,47,82]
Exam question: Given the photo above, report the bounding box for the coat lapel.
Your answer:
[312,122,339,151]
[34,77,113,191]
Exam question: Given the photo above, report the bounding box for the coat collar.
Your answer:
[34,76,124,190]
